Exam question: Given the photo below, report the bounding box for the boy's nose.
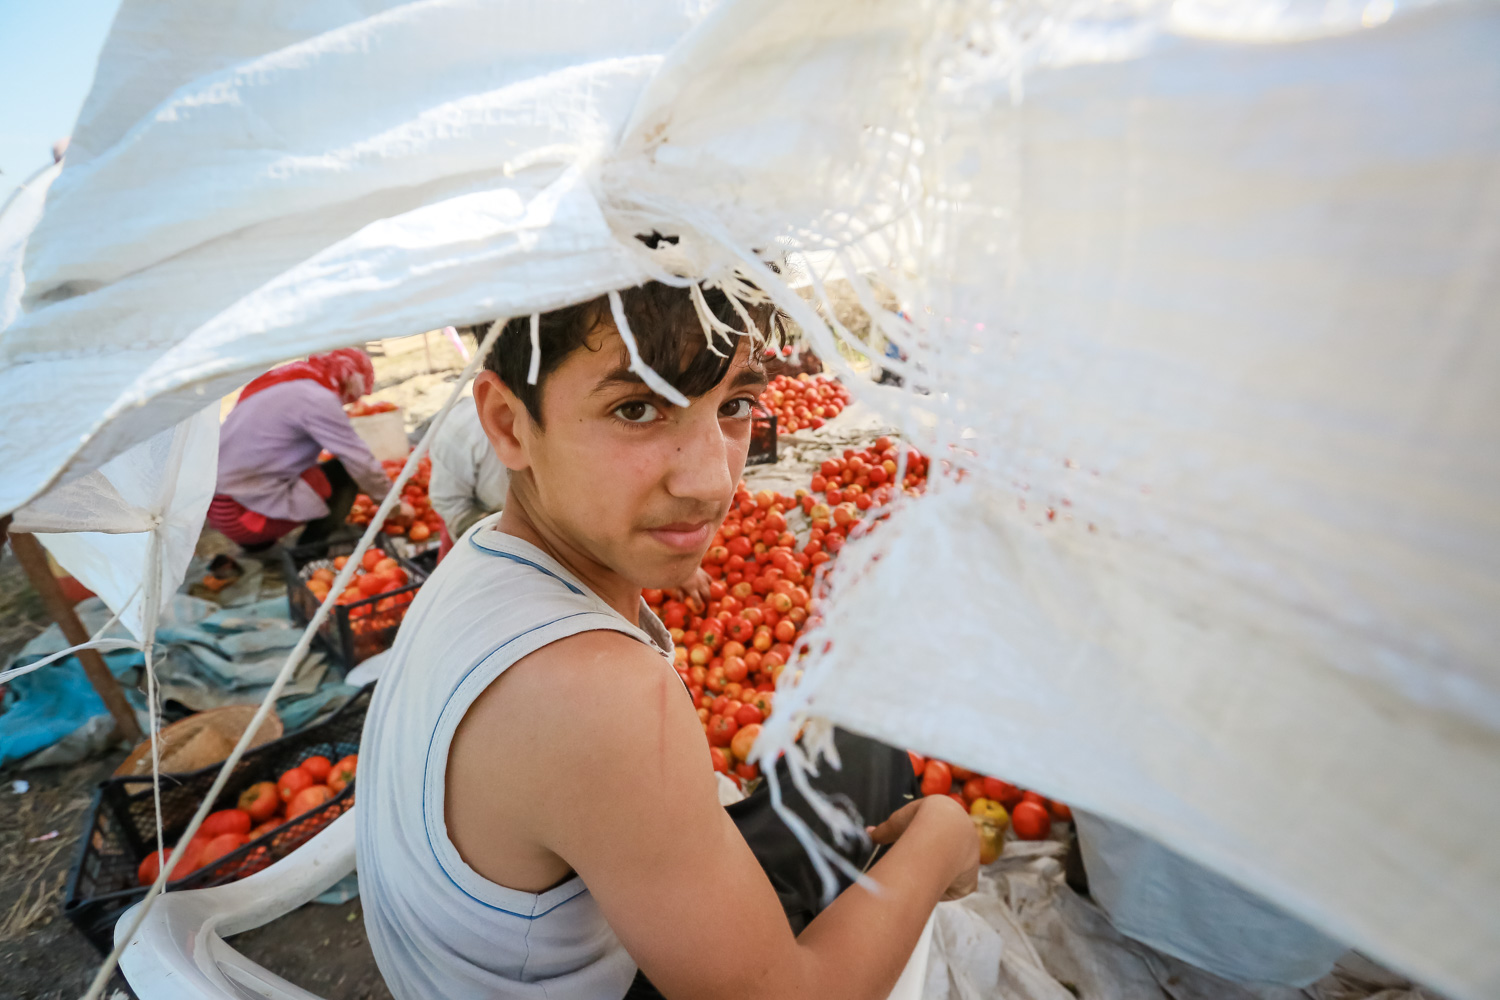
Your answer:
[664,409,734,504]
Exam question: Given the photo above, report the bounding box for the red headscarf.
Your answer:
[237,348,375,407]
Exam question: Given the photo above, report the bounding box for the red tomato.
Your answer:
[982,777,1024,808]
[1049,800,1074,822]
[327,754,358,794]
[277,767,314,803]
[908,751,926,777]
[249,819,282,842]
[773,619,797,643]
[148,835,209,884]
[709,746,730,774]
[962,777,988,805]
[199,832,249,867]
[706,714,739,747]
[1011,801,1052,841]
[300,755,332,782]
[288,784,335,818]
[1021,790,1048,810]
[360,549,384,572]
[200,808,252,839]
[730,722,762,761]
[919,759,953,797]
[137,848,171,886]
[733,703,764,727]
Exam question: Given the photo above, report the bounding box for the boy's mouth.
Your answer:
[645,520,713,552]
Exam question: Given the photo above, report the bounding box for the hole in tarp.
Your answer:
[635,232,681,249]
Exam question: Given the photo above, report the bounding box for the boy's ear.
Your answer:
[473,370,533,472]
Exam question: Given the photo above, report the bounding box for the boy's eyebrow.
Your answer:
[589,364,647,396]
[589,360,769,398]
[727,366,769,393]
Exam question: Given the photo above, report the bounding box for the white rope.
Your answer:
[0,638,140,685]
[141,532,166,861]
[0,594,139,685]
[607,290,690,408]
[527,313,541,385]
[688,283,740,357]
[80,318,508,1000]
[720,285,763,346]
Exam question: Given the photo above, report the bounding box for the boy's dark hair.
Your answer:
[484,281,773,426]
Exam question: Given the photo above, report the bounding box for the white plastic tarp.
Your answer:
[11,407,219,640]
[1,1,1497,998]
[0,161,61,330]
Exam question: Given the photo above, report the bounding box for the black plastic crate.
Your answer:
[748,402,778,466]
[400,545,439,580]
[281,539,427,667]
[63,689,371,953]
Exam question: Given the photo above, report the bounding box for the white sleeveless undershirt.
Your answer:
[357,517,674,1000]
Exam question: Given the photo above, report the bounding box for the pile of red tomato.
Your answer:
[760,373,851,435]
[911,754,1071,862]
[809,435,931,509]
[348,455,443,543]
[646,432,932,786]
[650,424,1066,861]
[137,753,357,887]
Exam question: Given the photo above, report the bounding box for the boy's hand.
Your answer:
[868,796,979,901]
[682,567,712,604]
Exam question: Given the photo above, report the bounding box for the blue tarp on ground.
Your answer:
[1,595,356,769]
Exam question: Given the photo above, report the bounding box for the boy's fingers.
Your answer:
[867,800,920,845]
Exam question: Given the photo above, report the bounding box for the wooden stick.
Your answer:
[5,528,144,744]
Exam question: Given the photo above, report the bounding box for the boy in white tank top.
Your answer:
[358,281,979,1000]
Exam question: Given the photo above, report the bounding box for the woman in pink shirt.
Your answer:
[209,349,391,550]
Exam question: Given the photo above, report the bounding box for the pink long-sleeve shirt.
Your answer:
[217,380,391,521]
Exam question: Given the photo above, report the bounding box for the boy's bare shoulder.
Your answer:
[463,627,689,754]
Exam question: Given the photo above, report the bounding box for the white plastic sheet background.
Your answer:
[775,4,1500,997]
[19,408,220,640]
[1,1,1497,997]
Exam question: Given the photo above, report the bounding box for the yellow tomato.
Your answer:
[969,797,1010,827]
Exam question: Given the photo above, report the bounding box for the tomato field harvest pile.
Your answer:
[762,373,851,435]
[347,455,443,542]
[134,752,357,888]
[645,433,931,784]
[646,421,1072,860]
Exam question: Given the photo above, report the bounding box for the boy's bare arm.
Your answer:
[452,629,976,1000]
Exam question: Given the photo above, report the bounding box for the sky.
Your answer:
[0,0,122,204]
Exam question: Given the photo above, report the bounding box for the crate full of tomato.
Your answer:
[347,455,444,543]
[65,691,368,952]
[282,542,426,667]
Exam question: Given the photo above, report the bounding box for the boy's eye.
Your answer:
[614,400,661,424]
[719,398,754,419]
